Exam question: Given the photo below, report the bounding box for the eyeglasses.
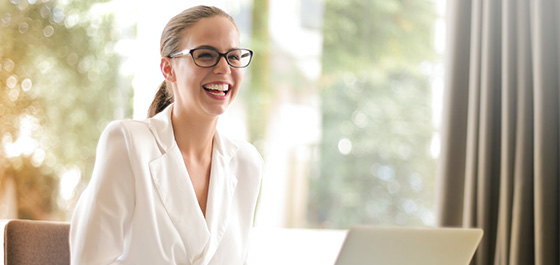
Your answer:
[169,47,253,68]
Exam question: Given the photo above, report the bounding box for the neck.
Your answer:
[171,106,218,160]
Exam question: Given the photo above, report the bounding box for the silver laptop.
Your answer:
[334,226,483,265]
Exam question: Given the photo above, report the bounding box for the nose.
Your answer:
[213,55,231,74]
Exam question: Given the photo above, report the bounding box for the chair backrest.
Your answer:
[3,219,70,265]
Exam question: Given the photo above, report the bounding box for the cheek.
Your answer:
[229,72,243,98]
[173,60,198,82]
[175,69,203,91]
[233,70,244,86]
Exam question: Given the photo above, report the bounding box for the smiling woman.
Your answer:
[69,5,264,265]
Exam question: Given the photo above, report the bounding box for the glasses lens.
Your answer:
[192,49,219,67]
[227,49,252,68]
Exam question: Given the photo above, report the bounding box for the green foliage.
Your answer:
[322,0,437,74]
[0,0,130,219]
[309,0,438,228]
[247,0,271,151]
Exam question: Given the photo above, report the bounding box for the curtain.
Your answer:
[436,0,560,264]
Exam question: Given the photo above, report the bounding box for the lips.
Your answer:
[203,83,230,97]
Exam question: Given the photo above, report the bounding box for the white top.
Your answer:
[70,105,264,265]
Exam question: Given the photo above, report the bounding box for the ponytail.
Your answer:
[147,81,173,118]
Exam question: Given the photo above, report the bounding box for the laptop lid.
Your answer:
[334,226,483,265]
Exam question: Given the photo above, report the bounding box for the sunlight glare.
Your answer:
[60,166,81,200]
[3,115,40,158]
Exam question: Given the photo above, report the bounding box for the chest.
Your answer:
[182,154,212,216]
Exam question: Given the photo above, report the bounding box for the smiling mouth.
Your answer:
[203,83,230,96]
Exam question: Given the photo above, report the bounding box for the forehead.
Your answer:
[182,16,240,50]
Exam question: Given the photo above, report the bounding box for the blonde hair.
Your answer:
[147,6,237,118]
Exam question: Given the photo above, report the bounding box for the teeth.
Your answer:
[204,83,229,92]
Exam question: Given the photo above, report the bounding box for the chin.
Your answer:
[206,106,229,117]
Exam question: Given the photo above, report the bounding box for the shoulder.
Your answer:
[236,139,263,165]
[96,119,157,160]
[226,135,262,161]
[102,119,149,136]
[220,134,264,176]
[99,119,151,145]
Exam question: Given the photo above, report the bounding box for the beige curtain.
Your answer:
[436,0,560,264]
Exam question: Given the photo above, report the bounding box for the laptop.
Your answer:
[334,226,483,265]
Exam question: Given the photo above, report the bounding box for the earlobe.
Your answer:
[160,57,176,82]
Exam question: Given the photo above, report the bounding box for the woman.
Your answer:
[70,6,263,265]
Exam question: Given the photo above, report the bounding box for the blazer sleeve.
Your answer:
[70,121,136,265]
[242,143,265,265]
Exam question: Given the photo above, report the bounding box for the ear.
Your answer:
[160,57,176,82]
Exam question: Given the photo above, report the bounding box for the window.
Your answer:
[255,0,445,229]
[0,0,446,232]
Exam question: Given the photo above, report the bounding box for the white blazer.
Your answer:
[70,105,264,265]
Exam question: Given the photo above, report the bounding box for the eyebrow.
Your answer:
[192,45,242,52]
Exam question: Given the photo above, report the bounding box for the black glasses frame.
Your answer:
[168,48,253,68]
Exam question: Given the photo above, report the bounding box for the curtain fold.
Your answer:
[532,0,560,263]
[436,0,560,264]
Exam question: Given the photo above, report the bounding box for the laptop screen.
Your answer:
[334,226,483,265]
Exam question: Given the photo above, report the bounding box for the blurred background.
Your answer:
[0,0,445,230]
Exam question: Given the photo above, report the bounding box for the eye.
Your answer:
[198,52,213,58]
[194,50,218,61]
[227,53,241,61]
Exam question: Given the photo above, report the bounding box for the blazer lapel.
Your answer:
[147,105,240,265]
[149,148,211,263]
[147,105,211,264]
[197,131,239,264]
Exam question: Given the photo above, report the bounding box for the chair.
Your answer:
[2,219,70,265]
